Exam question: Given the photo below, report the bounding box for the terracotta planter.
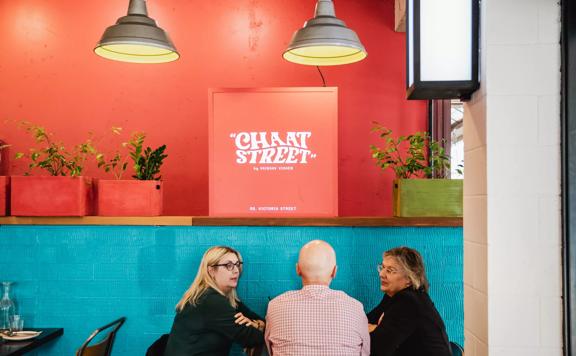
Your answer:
[95,180,163,216]
[0,176,9,216]
[11,176,93,216]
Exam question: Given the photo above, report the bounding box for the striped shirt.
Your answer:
[265,285,370,356]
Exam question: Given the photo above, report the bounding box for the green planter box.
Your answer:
[393,179,463,217]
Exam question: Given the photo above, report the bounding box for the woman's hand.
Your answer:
[368,323,378,333]
[378,312,384,325]
[368,312,385,333]
[235,313,265,331]
[234,312,255,327]
[253,319,265,331]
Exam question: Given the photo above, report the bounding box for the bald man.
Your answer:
[264,240,370,356]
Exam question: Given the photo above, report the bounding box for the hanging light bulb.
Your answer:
[94,0,179,64]
[283,0,367,66]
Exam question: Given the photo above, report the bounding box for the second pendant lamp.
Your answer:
[284,0,367,66]
[94,0,179,64]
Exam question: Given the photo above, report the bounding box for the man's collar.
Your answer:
[302,284,330,290]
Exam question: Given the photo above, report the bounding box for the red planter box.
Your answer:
[0,176,9,216]
[11,176,93,216]
[95,180,163,216]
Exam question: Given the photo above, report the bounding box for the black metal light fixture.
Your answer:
[407,0,479,100]
[283,0,367,66]
[94,0,179,64]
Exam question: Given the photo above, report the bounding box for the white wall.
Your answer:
[464,0,562,355]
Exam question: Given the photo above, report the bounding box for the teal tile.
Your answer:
[0,225,463,354]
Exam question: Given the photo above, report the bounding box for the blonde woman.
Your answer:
[368,247,451,356]
[164,246,265,356]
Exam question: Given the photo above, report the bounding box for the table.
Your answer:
[0,328,63,356]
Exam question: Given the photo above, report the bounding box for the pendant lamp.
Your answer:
[283,0,367,66]
[94,0,179,64]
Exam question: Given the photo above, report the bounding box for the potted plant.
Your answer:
[11,122,96,216]
[0,142,9,216]
[94,129,167,216]
[370,123,463,217]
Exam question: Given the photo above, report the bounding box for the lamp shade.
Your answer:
[283,0,367,66]
[407,0,479,100]
[94,0,179,64]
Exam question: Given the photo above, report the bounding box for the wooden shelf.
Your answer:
[0,216,462,227]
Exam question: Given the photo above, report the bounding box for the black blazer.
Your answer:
[368,288,452,356]
[164,288,264,356]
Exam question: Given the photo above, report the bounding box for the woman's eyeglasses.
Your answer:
[212,261,243,271]
[377,265,399,275]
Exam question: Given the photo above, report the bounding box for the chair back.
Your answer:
[76,317,126,356]
[450,341,464,356]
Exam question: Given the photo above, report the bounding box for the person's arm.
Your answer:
[370,295,418,356]
[356,305,371,356]
[367,296,387,324]
[236,302,265,331]
[264,316,272,355]
[203,293,264,348]
[264,300,276,355]
[237,301,263,321]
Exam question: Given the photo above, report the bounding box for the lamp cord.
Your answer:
[316,66,327,87]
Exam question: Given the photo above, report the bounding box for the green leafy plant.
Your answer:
[131,143,167,181]
[15,122,96,177]
[455,160,464,176]
[370,122,451,179]
[95,127,131,180]
[96,129,167,180]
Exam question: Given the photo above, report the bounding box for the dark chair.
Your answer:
[450,341,464,356]
[146,334,169,356]
[76,317,126,356]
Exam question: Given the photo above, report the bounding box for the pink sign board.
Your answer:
[209,88,338,217]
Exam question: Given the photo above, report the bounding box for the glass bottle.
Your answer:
[0,282,15,331]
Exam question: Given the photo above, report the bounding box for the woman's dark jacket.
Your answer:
[368,288,452,356]
[164,288,264,356]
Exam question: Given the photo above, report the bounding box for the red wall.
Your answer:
[0,0,426,216]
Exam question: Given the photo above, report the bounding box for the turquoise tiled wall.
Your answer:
[0,225,463,355]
